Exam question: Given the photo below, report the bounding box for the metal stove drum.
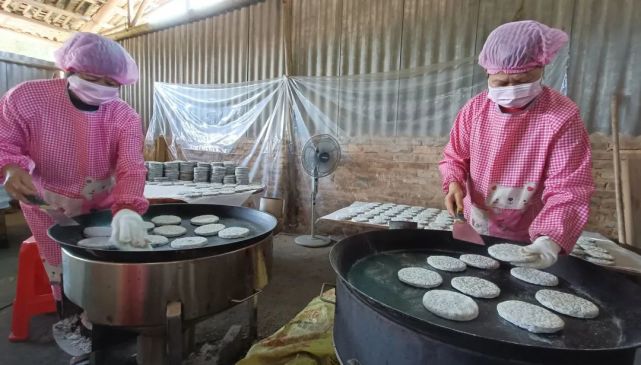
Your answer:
[49,204,277,365]
[329,229,641,365]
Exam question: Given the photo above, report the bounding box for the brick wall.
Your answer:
[291,134,641,241]
[163,132,641,242]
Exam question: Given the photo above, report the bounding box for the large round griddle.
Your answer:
[49,204,277,263]
[330,229,641,361]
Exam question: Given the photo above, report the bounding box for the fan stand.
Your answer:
[295,172,331,248]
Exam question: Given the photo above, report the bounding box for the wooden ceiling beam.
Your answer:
[0,8,71,39]
[0,24,63,47]
[18,0,91,22]
[111,6,127,17]
[81,0,119,32]
[131,0,149,26]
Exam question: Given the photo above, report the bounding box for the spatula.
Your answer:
[25,195,80,227]
[452,208,484,245]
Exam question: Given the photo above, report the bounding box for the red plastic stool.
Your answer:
[8,236,56,342]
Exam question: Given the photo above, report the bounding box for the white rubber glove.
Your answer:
[512,236,561,269]
[110,209,148,248]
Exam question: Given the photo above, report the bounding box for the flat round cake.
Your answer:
[488,243,536,263]
[218,227,250,239]
[194,223,226,237]
[145,235,169,247]
[451,276,500,298]
[422,290,479,321]
[585,250,614,260]
[151,215,182,226]
[586,257,615,266]
[142,221,155,230]
[427,256,466,272]
[510,267,559,287]
[153,225,187,238]
[459,254,500,270]
[83,226,112,238]
[397,267,443,289]
[535,289,599,319]
[170,236,208,249]
[190,215,220,226]
[78,237,116,249]
[497,300,564,334]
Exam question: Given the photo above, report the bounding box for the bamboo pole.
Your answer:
[611,94,626,244]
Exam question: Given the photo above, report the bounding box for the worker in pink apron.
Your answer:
[0,33,149,306]
[439,21,594,269]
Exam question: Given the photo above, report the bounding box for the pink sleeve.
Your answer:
[111,111,149,215]
[0,89,34,181]
[439,101,473,194]
[529,112,594,253]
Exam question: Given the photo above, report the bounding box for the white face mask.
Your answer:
[67,75,119,106]
[487,79,543,108]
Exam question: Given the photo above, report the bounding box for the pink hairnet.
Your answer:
[54,32,139,85]
[478,20,569,74]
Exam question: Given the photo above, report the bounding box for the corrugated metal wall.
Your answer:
[568,0,641,135]
[121,0,641,136]
[0,52,57,95]
[121,0,284,130]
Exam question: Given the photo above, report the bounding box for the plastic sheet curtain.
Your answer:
[148,78,289,197]
[146,57,570,196]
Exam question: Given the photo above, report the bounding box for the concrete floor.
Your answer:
[0,212,336,364]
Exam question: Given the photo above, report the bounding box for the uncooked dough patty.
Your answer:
[153,225,187,237]
[218,227,250,239]
[83,226,112,237]
[170,236,208,249]
[585,250,614,260]
[422,290,478,321]
[151,215,182,226]
[190,215,220,226]
[488,243,536,263]
[459,254,500,269]
[427,256,466,272]
[451,276,500,298]
[194,223,226,237]
[397,267,443,289]
[78,237,116,249]
[580,244,608,253]
[142,221,155,230]
[586,257,615,266]
[510,267,559,287]
[497,300,564,334]
[535,289,599,319]
[145,235,169,247]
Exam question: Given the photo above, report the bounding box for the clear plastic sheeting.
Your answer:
[145,58,572,197]
[149,78,290,198]
[150,79,284,154]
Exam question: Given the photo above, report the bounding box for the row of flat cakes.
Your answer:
[336,202,454,230]
[149,182,261,199]
[399,243,599,334]
[78,214,250,250]
[570,237,616,266]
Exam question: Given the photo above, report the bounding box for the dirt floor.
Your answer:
[0,211,336,364]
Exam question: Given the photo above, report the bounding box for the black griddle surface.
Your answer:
[332,229,641,353]
[49,204,276,263]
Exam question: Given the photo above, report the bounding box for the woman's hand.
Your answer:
[445,181,465,216]
[2,165,37,204]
